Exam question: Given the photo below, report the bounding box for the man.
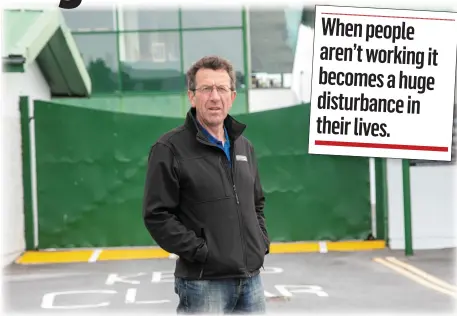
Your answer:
[143,55,270,314]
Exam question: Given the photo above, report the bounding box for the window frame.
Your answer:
[66,6,248,109]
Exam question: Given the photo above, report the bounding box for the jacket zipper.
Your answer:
[228,146,250,277]
[196,135,250,277]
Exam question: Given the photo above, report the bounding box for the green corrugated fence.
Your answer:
[30,100,371,249]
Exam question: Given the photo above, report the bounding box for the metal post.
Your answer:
[375,158,388,242]
[402,159,413,256]
[241,7,250,113]
[178,7,186,117]
[20,96,35,250]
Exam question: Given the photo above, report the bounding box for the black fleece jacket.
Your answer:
[143,108,269,280]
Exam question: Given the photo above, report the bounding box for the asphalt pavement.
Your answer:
[2,248,456,314]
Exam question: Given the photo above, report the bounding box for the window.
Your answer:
[61,8,116,32]
[182,30,245,89]
[73,33,120,93]
[181,9,242,28]
[117,7,179,31]
[119,32,183,92]
[248,9,297,89]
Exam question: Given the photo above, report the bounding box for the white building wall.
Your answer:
[387,162,456,250]
[248,89,298,113]
[387,87,456,250]
[1,61,51,268]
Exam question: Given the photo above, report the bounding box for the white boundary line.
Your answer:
[88,249,102,263]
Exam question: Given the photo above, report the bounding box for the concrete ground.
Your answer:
[2,248,456,314]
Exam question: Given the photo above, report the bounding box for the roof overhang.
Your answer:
[3,9,92,97]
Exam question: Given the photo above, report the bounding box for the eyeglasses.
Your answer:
[193,85,233,95]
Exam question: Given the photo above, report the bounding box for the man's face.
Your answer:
[188,68,236,127]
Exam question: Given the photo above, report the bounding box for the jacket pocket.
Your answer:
[199,228,208,279]
[199,222,246,278]
[257,224,269,255]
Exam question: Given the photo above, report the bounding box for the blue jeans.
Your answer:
[174,274,266,314]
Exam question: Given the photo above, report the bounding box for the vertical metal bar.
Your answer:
[115,5,123,93]
[20,96,35,250]
[28,98,39,249]
[241,7,250,113]
[178,7,186,117]
[375,158,389,242]
[402,159,413,256]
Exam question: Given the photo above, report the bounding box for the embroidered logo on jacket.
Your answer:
[236,155,248,162]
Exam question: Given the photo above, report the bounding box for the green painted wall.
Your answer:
[53,91,248,117]
[33,100,371,248]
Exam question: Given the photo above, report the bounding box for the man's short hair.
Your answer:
[186,55,236,91]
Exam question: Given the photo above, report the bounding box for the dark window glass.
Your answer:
[181,9,242,28]
[182,30,245,90]
[61,8,116,31]
[249,9,296,74]
[73,33,120,94]
[301,9,316,28]
[118,32,183,92]
[118,7,179,30]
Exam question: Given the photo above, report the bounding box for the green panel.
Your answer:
[72,33,120,93]
[231,90,247,115]
[35,101,370,248]
[34,100,183,248]
[3,63,24,73]
[118,94,186,117]
[53,91,247,117]
[118,31,184,93]
[375,158,388,241]
[402,159,413,256]
[238,104,371,242]
[54,94,186,117]
[36,29,89,96]
[20,96,35,250]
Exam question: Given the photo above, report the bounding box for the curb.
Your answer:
[15,240,386,265]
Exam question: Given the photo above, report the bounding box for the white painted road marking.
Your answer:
[374,257,457,298]
[276,285,329,297]
[40,266,329,310]
[125,288,171,304]
[105,273,146,285]
[152,271,174,283]
[40,285,329,310]
[41,290,117,309]
[88,249,102,263]
[105,267,285,285]
[385,257,457,292]
[319,241,328,253]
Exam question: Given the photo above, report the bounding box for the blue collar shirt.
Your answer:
[197,122,231,166]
